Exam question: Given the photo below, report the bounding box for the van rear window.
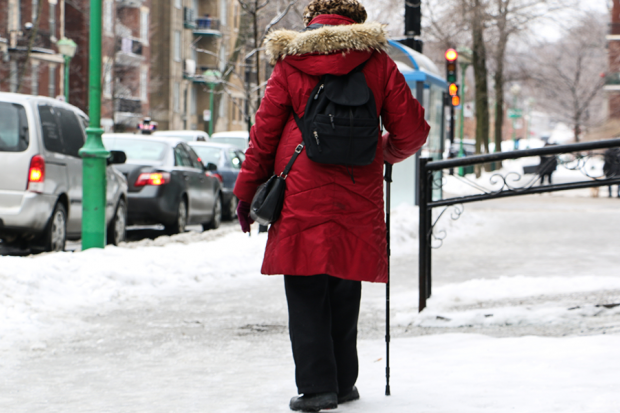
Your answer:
[0,102,29,152]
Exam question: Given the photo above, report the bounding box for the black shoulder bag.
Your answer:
[250,143,304,226]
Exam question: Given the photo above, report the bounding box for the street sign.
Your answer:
[203,109,211,121]
[508,109,523,119]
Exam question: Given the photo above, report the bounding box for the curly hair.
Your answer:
[303,0,367,26]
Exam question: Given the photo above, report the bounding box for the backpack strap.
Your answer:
[279,143,305,179]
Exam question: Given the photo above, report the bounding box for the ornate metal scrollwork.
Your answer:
[429,204,464,249]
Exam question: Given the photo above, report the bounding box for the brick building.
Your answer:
[606,0,620,119]
[65,0,151,132]
[0,0,64,98]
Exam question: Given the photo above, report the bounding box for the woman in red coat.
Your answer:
[234,0,429,410]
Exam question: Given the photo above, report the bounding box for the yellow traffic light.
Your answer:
[449,83,458,96]
[452,95,461,106]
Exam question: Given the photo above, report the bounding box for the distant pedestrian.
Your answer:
[538,143,558,185]
[233,0,430,410]
[603,147,620,197]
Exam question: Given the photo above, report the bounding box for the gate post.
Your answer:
[418,158,432,311]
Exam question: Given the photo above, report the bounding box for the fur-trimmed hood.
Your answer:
[264,20,388,66]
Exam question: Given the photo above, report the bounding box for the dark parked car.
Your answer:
[188,142,245,220]
[102,134,222,233]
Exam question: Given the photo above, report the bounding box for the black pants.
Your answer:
[541,173,553,185]
[284,274,361,395]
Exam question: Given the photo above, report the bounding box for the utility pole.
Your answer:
[79,0,109,249]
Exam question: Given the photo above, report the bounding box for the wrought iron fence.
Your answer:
[417,138,620,311]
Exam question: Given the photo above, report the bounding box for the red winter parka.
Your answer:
[233,15,430,283]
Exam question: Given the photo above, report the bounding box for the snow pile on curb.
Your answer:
[402,276,620,328]
[0,231,267,344]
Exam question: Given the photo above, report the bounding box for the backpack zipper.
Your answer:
[314,84,324,100]
[313,130,322,152]
[329,114,335,129]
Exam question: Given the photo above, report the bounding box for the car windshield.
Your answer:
[103,137,168,163]
[191,146,222,165]
[0,102,29,152]
[210,136,247,149]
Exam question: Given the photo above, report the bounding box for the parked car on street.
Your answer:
[152,130,209,142]
[0,93,128,252]
[209,131,249,151]
[102,134,222,233]
[188,142,245,220]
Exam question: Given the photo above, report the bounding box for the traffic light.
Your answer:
[448,83,460,107]
[445,48,458,83]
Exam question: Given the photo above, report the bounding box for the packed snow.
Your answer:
[2,199,620,412]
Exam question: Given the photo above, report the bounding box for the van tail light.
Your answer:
[134,172,171,187]
[207,171,223,183]
[27,155,45,192]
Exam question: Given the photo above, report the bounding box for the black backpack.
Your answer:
[292,62,379,166]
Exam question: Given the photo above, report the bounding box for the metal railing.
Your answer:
[115,97,142,114]
[194,17,220,32]
[417,138,620,311]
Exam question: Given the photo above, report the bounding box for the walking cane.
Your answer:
[384,162,393,396]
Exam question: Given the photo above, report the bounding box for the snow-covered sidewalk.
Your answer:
[1,197,620,412]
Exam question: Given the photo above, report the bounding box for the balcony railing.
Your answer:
[115,97,142,114]
[116,0,142,8]
[16,30,52,51]
[193,17,221,36]
[605,72,620,86]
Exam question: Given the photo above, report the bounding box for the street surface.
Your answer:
[1,194,619,412]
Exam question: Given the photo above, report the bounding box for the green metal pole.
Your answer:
[64,55,71,103]
[458,63,468,176]
[79,0,109,249]
[208,82,215,136]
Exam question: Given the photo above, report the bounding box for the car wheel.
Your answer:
[166,198,187,235]
[107,199,127,246]
[224,195,238,221]
[203,195,222,231]
[44,203,67,252]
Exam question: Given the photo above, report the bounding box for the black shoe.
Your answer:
[289,392,337,412]
[338,386,360,404]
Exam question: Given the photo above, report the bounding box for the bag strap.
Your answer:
[279,143,305,179]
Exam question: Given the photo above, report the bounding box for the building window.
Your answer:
[103,60,112,98]
[32,0,38,22]
[140,9,149,43]
[140,66,148,102]
[49,3,56,39]
[10,61,18,93]
[49,65,56,97]
[31,62,39,95]
[174,31,181,62]
[219,0,227,26]
[190,85,196,115]
[9,0,21,32]
[104,0,113,35]
[173,82,180,113]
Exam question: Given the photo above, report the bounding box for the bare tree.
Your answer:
[525,12,607,142]
[488,0,575,153]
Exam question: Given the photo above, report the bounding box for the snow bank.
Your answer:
[0,229,267,344]
[397,276,620,328]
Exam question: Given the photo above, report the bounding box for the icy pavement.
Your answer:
[1,195,620,412]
